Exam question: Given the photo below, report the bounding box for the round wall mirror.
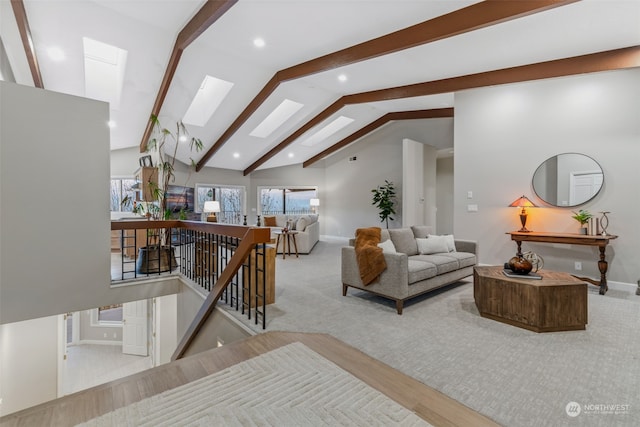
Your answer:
[532,153,603,207]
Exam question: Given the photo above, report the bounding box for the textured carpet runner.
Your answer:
[77,342,430,426]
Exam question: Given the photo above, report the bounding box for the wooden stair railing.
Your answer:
[110,220,271,359]
[171,224,270,360]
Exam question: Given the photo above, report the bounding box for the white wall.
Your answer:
[155,294,177,365]
[0,316,59,415]
[0,82,110,324]
[436,156,454,234]
[324,125,404,237]
[454,68,640,284]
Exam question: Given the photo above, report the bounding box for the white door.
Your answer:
[123,300,148,356]
[569,172,603,205]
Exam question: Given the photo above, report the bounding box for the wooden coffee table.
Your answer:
[473,266,587,332]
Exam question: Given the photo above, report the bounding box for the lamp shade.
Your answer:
[203,200,220,213]
[309,198,320,207]
[508,195,536,208]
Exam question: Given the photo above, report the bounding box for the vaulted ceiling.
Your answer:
[2,0,639,175]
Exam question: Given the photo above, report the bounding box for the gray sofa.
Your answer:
[341,226,477,314]
[262,214,319,254]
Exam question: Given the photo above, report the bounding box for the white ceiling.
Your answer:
[3,0,640,173]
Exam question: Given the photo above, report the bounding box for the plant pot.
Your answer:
[578,227,588,235]
[136,245,177,274]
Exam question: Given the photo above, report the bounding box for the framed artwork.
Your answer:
[139,155,153,167]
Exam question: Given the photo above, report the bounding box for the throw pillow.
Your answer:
[378,239,396,253]
[263,216,277,226]
[389,228,418,255]
[296,217,308,232]
[416,236,449,254]
[428,234,456,252]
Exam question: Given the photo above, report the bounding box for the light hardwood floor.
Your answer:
[0,332,499,427]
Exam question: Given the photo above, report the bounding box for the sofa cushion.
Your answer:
[441,252,477,268]
[407,260,438,284]
[296,217,308,232]
[416,237,449,255]
[410,254,459,274]
[264,216,277,226]
[411,225,434,238]
[377,239,396,253]
[389,228,418,256]
[380,229,390,242]
[428,234,456,252]
[275,215,288,227]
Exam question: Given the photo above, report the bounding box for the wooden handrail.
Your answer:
[110,220,271,358]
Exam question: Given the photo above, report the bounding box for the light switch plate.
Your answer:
[467,204,478,212]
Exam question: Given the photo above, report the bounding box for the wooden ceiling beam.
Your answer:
[140,0,237,152]
[197,0,575,171]
[302,108,454,168]
[10,0,43,88]
[245,46,640,175]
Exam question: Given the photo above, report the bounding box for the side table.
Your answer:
[273,230,299,259]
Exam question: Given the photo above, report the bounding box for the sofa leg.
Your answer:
[396,300,403,315]
[342,283,349,296]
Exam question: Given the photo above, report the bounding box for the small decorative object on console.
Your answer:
[571,209,593,235]
[599,211,610,236]
[506,255,533,275]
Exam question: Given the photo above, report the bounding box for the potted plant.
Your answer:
[571,209,592,234]
[372,180,397,229]
[136,115,203,273]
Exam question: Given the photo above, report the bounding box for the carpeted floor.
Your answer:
[220,237,640,427]
[78,342,431,427]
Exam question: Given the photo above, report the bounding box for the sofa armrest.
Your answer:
[341,247,410,299]
[454,239,477,255]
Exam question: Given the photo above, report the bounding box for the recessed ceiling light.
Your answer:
[233,152,240,158]
[179,135,188,142]
[253,38,265,48]
[107,120,116,128]
[288,153,294,158]
[47,46,66,61]
[250,99,304,138]
[338,74,347,82]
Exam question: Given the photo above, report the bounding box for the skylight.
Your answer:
[83,38,127,109]
[250,99,304,138]
[182,75,234,127]
[300,116,354,147]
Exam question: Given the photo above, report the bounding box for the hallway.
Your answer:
[62,344,152,395]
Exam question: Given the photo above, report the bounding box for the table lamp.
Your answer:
[509,195,536,232]
[204,200,220,222]
[310,198,320,214]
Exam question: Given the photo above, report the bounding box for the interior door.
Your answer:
[122,300,148,356]
[569,172,603,205]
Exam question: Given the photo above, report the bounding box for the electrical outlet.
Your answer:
[103,333,107,338]
[113,332,117,338]
[574,261,582,271]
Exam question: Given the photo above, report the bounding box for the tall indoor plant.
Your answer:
[146,114,203,219]
[372,180,396,229]
[136,115,203,273]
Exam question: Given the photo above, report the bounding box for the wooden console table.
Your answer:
[507,231,617,295]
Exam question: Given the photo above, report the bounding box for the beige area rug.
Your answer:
[77,342,431,427]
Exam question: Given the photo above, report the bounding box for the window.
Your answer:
[195,183,246,224]
[110,178,136,211]
[259,187,318,215]
[90,304,123,327]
